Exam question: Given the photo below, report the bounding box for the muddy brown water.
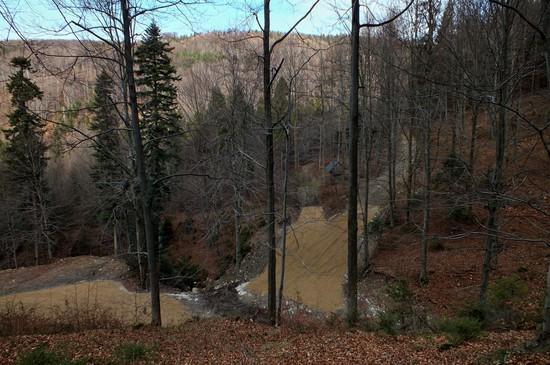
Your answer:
[0,280,190,327]
[245,205,379,313]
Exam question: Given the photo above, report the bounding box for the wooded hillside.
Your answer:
[1,0,549,363]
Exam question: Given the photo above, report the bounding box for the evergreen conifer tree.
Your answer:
[272,77,289,123]
[89,70,123,222]
[207,86,228,151]
[135,22,183,214]
[2,57,52,263]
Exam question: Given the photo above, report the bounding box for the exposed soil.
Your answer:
[0,256,131,296]
[0,280,190,327]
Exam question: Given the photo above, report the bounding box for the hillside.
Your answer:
[1,0,550,363]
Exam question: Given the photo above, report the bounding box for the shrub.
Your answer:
[368,213,387,235]
[488,274,528,307]
[377,310,400,335]
[113,342,152,364]
[124,253,147,286]
[239,225,254,258]
[486,274,529,328]
[434,153,470,190]
[160,255,207,290]
[17,346,85,365]
[1,300,122,336]
[379,279,430,334]
[429,238,445,251]
[459,301,488,324]
[448,204,474,223]
[387,279,413,303]
[158,218,174,249]
[456,275,530,330]
[440,316,482,344]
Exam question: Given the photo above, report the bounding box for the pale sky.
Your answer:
[0,0,406,40]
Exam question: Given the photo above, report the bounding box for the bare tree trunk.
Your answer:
[542,0,550,88]
[418,0,438,286]
[419,109,431,285]
[8,216,18,268]
[346,0,360,326]
[362,30,373,274]
[293,84,299,169]
[541,260,550,340]
[406,40,416,225]
[388,116,396,227]
[319,52,326,171]
[113,217,119,256]
[121,0,161,326]
[38,195,53,261]
[135,213,145,288]
[468,102,479,177]
[540,4,550,339]
[234,193,242,271]
[277,123,290,326]
[33,202,39,265]
[12,238,17,268]
[362,128,373,274]
[480,4,510,305]
[451,90,457,156]
[337,77,345,163]
[406,123,414,224]
[391,116,397,225]
[545,46,550,89]
[468,102,479,216]
[262,0,276,326]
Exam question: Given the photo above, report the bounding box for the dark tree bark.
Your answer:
[419,105,431,285]
[277,121,290,326]
[480,3,511,305]
[362,28,374,274]
[419,0,437,285]
[346,0,360,326]
[542,260,550,340]
[121,0,161,326]
[234,192,243,271]
[262,0,276,326]
[467,101,480,216]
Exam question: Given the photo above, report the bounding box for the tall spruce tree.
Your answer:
[2,57,52,264]
[135,22,183,215]
[89,70,124,223]
[208,85,228,152]
[227,82,253,269]
[272,77,289,124]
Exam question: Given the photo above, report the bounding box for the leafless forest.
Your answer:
[0,0,549,363]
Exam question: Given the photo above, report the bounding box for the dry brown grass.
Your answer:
[0,294,122,336]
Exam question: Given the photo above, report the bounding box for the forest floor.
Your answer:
[1,319,548,364]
